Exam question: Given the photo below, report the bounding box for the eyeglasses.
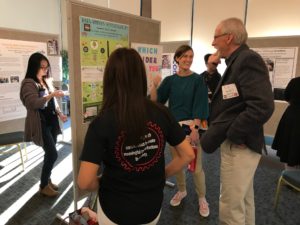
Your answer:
[213,33,229,40]
[40,66,49,71]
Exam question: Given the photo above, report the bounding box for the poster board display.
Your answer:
[0,27,60,134]
[251,47,298,89]
[0,39,47,123]
[248,36,300,88]
[66,0,160,207]
[79,16,129,123]
[247,36,300,137]
[131,42,162,89]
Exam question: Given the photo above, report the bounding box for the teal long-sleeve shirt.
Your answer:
[157,73,209,122]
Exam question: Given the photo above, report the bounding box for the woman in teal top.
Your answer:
[157,72,208,122]
[151,45,210,217]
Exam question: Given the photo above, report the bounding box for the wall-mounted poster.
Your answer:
[0,38,47,122]
[79,16,129,123]
[131,43,162,91]
[252,47,298,89]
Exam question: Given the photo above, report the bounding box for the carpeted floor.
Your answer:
[1,143,300,225]
[157,147,300,225]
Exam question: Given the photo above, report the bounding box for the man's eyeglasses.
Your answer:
[213,33,229,40]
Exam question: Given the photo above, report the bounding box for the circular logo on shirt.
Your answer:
[114,121,164,172]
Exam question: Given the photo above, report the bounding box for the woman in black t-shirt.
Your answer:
[78,48,195,225]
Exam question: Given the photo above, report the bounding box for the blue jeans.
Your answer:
[40,122,58,189]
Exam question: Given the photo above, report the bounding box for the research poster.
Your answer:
[252,47,298,88]
[79,16,129,123]
[131,43,162,91]
[0,39,47,122]
[161,53,178,80]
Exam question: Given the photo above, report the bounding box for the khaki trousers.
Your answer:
[170,142,206,198]
[219,139,261,225]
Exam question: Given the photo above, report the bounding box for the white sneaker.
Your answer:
[199,197,210,217]
[170,191,187,206]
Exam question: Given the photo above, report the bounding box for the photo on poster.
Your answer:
[162,54,171,69]
[10,75,20,83]
[161,53,178,80]
[47,39,59,55]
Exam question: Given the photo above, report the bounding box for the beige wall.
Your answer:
[0,0,60,34]
[247,0,300,37]
[1,0,299,55]
[0,0,140,50]
[109,0,140,16]
[192,0,245,73]
[152,0,192,42]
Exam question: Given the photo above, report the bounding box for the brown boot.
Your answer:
[48,179,59,191]
[40,184,59,197]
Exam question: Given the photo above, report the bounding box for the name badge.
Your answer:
[222,83,239,99]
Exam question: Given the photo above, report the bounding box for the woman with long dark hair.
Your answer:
[77,48,194,225]
[20,52,67,197]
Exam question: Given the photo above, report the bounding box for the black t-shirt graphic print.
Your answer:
[115,121,164,172]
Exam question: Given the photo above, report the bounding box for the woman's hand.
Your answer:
[45,90,64,102]
[81,207,97,223]
[165,139,195,178]
[52,90,64,98]
[189,128,199,145]
[149,75,162,101]
[152,74,162,88]
[58,112,68,122]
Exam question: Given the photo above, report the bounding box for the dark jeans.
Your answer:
[40,122,58,189]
